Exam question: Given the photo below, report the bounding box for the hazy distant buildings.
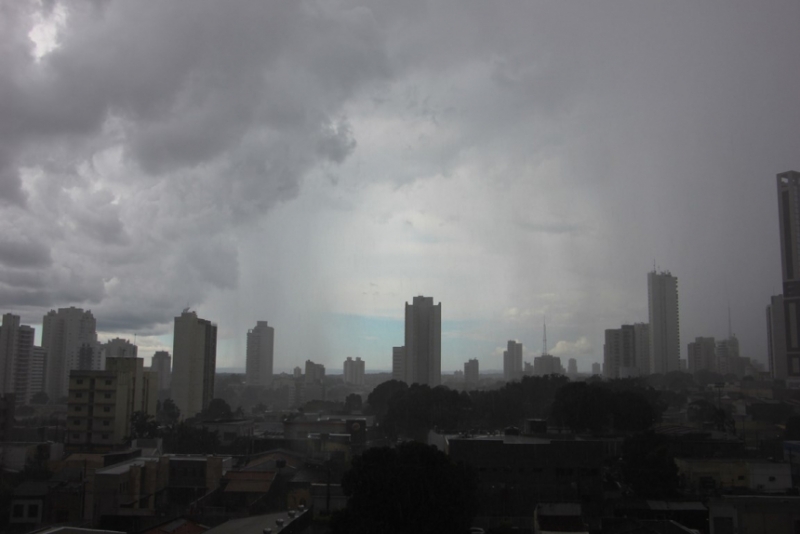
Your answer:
[533,354,564,376]
[103,338,138,359]
[687,337,717,374]
[766,295,788,380]
[172,310,217,420]
[464,359,479,386]
[42,307,98,401]
[648,271,680,374]
[503,340,523,382]
[403,296,442,386]
[716,336,740,376]
[567,358,577,376]
[305,360,325,383]
[246,321,274,387]
[343,357,365,386]
[591,362,601,375]
[604,323,648,379]
[776,170,800,388]
[150,350,171,392]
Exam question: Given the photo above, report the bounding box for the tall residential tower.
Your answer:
[172,310,217,419]
[42,307,98,401]
[246,321,274,387]
[776,170,800,387]
[403,296,442,386]
[648,270,680,375]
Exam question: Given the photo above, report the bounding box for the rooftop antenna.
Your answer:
[542,316,548,356]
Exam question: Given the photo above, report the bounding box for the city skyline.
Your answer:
[0,3,799,374]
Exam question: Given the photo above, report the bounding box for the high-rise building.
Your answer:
[766,295,788,380]
[305,360,325,383]
[716,336,740,376]
[648,271,680,375]
[392,346,406,382]
[776,170,800,388]
[150,351,172,392]
[42,307,98,401]
[687,337,716,374]
[0,314,35,404]
[633,323,650,375]
[503,340,523,382]
[28,346,46,401]
[404,296,442,386]
[343,357,365,386]
[533,354,564,376]
[104,338,138,359]
[464,359,479,386]
[172,310,217,420]
[246,321,274,387]
[591,362,601,375]
[604,324,648,379]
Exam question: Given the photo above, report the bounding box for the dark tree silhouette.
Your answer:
[129,411,160,439]
[366,379,408,418]
[157,398,181,425]
[331,442,478,534]
[203,398,233,420]
[344,393,363,414]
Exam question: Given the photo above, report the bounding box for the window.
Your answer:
[103,420,110,426]
[73,420,80,425]
[104,406,111,412]
[75,406,82,412]
[105,380,112,385]
[13,504,23,518]
[76,392,82,398]
[105,393,111,398]
[27,504,38,518]
[738,475,745,480]
[77,379,83,385]
[769,476,776,482]
[102,433,109,439]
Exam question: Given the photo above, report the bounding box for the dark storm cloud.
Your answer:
[0,237,52,268]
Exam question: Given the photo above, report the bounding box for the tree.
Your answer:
[344,393,363,414]
[203,398,233,421]
[30,392,49,405]
[129,411,160,439]
[331,442,478,534]
[366,380,408,418]
[158,398,181,425]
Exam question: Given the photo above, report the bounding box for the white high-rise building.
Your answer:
[776,170,800,387]
[42,307,98,401]
[172,310,217,420]
[503,340,523,382]
[246,321,274,387]
[404,296,442,386]
[648,271,680,375]
[343,357,365,386]
[151,351,172,392]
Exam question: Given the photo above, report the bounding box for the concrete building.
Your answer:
[776,170,800,388]
[246,321,274,388]
[766,295,788,380]
[503,340,523,382]
[28,347,46,402]
[150,351,171,392]
[567,358,577,377]
[716,336,740,376]
[404,296,442,386]
[42,307,98,401]
[464,359,479,387]
[0,314,36,404]
[604,325,645,379]
[648,270,680,374]
[688,337,717,374]
[591,362,601,375]
[172,310,217,420]
[343,357,365,386]
[633,322,650,375]
[391,346,405,382]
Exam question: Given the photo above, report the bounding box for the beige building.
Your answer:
[172,310,217,420]
[65,357,157,452]
[246,321,274,387]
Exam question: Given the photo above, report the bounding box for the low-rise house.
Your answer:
[675,458,792,494]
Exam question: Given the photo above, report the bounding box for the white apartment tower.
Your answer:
[246,321,274,387]
[172,310,217,419]
[776,170,800,387]
[648,271,680,375]
[503,340,523,382]
[404,296,442,386]
[42,307,98,401]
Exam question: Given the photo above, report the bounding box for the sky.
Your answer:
[1,1,799,373]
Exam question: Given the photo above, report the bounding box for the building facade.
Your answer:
[42,307,98,401]
[404,296,442,386]
[171,310,217,419]
[0,314,37,404]
[503,340,523,382]
[766,295,788,380]
[392,346,406,382]
[246,321,274,387]
[648,270,680,375]
[103,338,137,359]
